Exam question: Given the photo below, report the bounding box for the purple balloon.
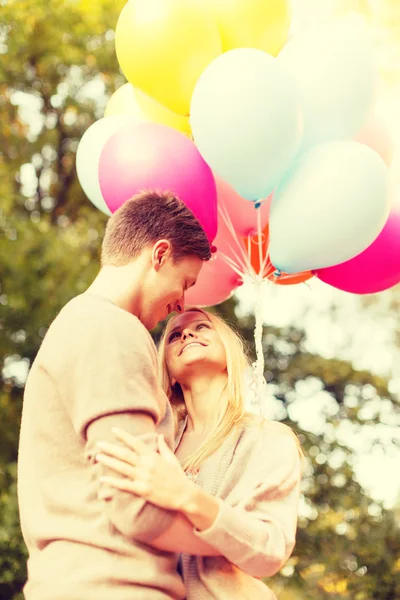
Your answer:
[99,122,217,241]
[315,209,400,294]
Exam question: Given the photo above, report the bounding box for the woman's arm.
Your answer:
[181,429,303,578]
[152,426,302,576]
[96,429,222,556]
[149,512,221,555]
[96,424,302,570]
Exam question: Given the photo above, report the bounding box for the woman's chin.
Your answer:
[177,356,225,377]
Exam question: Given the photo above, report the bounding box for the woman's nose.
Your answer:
[182,328,195,340]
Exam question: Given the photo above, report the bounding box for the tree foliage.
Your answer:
[1,1,399,599]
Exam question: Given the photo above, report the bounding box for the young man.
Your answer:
[18,191,212,600]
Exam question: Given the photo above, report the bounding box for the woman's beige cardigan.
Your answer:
[174,413,302,599]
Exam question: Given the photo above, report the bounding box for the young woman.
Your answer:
[96,308,303,599]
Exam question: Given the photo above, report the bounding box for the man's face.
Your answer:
[141,248,203,330]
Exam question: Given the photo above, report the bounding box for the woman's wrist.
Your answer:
[178,480,201,514]
[179,481,220,531]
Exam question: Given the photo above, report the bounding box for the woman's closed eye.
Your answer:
[168,331,181,342]
[168,321,211,342]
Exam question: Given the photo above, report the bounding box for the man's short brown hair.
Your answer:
[101,190,212,266]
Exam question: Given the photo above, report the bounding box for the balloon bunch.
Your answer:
[76,0,399,407]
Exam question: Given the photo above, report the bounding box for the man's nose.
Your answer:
[175,296,185,313]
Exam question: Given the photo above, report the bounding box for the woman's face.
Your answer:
[164,311,227,384]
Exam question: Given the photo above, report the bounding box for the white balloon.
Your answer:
[277,22,378,152]
[190,48,302,200]
[269,141,391,273]
[76,115,141,215]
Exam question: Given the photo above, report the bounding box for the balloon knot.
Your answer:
[210,244,217,254]
[273,269,282,278]
[254,201,261,209]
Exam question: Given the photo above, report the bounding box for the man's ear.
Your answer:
[152,239,172,271]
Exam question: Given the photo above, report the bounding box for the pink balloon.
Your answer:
[315,208,400,294]
[355,114,394,167]
[185,252,241,306]
[99,122,218,241]
[185,199,246,306]
[215,174,271,237]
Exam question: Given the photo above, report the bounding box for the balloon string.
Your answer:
[260,228,271,276]
[222,239,249,277]
[218,251,247,279]
[256,205,263,275]
[218,203,255,276]
[218,201,268,413]
[263,263,276,279]
[247,202,267,412]
[250,277,267,412]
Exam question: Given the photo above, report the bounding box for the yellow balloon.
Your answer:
[205,0,292,57]
[135,89,191,135]
[104,83,144,120]
[115,0,222,116]
[105,83,191,135]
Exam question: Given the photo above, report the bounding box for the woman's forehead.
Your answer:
[168,310,209,331]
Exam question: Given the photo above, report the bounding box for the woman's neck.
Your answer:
[180,373,228,434]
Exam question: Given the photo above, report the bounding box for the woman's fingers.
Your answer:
[111,427,152,455]
[96,441,139,466]
[96,453,138,478]
[158,434,175,460]
[99,475,151,497]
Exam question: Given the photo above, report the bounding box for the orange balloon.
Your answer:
[243,225,313,284]
[243,224,269,275]
[273,271,313,286]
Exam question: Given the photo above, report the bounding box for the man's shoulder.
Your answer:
[47,294,157,357]
[61,294,148,333]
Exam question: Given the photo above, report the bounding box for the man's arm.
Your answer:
[61,305,221,551]
[86,412,178,543]
[57,305,179,543]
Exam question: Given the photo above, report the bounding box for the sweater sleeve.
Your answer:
[60,306,176,543]
[194,424,302,578]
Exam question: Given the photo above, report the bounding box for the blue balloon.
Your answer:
[190,48,302,201]
[277,23,378,153]
[269,141,391,274]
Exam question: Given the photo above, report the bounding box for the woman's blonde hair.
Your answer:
[158,308,250,472]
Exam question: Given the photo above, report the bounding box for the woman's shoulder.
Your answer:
[242,412,296,436]
[239,413,301,453]
[223,414,302,487]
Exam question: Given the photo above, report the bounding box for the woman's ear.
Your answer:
[170,378,177,387]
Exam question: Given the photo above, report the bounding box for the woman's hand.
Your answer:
[95,428,195,511]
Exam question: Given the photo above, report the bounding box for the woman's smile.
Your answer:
[180,341,206,355]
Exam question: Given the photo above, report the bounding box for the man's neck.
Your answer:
[85,264,142,316]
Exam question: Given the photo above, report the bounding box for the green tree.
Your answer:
[1,1,399,599]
